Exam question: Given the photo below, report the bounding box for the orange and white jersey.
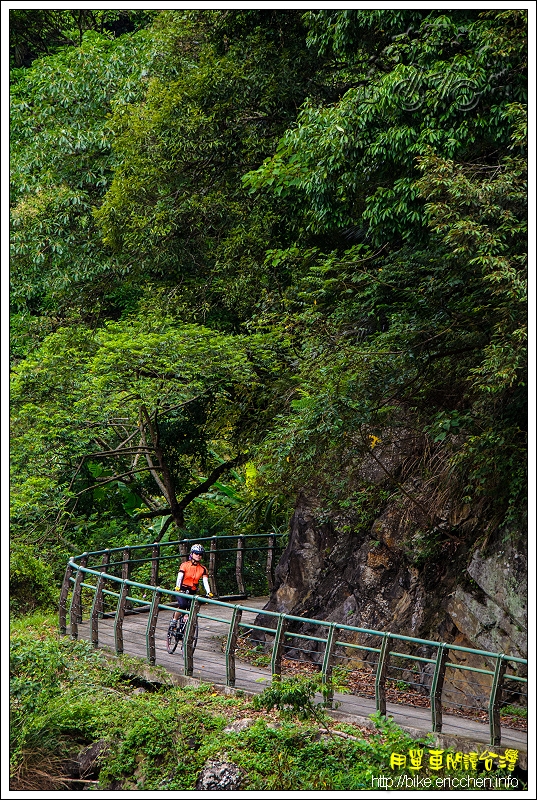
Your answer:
[176,560,209,592]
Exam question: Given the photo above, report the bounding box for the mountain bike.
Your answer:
[166,612,198,655]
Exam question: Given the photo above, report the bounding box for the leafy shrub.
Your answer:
[253,675,325,720]
[10,543,56,615]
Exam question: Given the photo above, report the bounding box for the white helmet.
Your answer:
[190,543,205,555]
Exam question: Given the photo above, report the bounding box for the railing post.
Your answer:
[150,542,160,587]
[146,589,161,665]
[183,597,201,677]
[321,623,339,707]
[209,536,218,597]
[69,555,88,638]
[271,614,288,680]
[226,606,243,687]
[489,654,507,746]
[122,546,131,610]
[94,549,110,619]
[430,643,449,732]
[236,535,245,595]
[91,567,109,648]
[59,561,74,635]
[375,633,391,716]
[114,579,130,655]
[266,534,275,592]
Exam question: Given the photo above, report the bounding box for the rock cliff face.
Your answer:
[260,492,527,708]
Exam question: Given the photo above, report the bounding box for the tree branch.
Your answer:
[75,467,155,495]
[134,507,172,521]
[176,453,248,517]
[140,404,181,524]
[137,369,188,381]
[89,447,154,458]
[133,455,249,524]
[139,409,171,502]
[156,514,174,541]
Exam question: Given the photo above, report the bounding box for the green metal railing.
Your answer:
[59,539,527,747]
[62,533,280,603]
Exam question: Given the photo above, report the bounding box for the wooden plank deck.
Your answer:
[72,596,527,755]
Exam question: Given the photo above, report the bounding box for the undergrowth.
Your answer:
[10,613,526,791]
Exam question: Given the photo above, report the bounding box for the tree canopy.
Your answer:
[10,10,527,572]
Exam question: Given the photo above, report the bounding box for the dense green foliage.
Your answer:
[10,10,526,589]
[9,9,156,67]
[9,543,56,616]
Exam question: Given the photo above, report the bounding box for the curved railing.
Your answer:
[62,533,280,600]
[59,536,527,748]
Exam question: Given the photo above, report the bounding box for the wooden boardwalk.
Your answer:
[74,596,527,756]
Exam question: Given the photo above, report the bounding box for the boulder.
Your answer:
[195,759,242,791]
[223,718,255,734]
[62,739,111,780]
[78,740,111,778]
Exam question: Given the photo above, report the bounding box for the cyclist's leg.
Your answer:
[177,595,192,638]
[172,600,183,623]
[167,606,181,653]
[170,597,190,630]
[167,595,190,653]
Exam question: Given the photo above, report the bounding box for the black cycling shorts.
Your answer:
[175,586,197,611]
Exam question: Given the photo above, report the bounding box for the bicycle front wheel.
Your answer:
[166,626,179,654]
[180,622,199,657]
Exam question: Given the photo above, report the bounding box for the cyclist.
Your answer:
[168,543,213,639]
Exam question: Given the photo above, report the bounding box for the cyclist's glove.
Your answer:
[174,586,181,592]
[207,592,214,598]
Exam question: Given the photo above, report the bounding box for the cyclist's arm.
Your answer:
[175,570,185,591]
[202,575,212,595]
